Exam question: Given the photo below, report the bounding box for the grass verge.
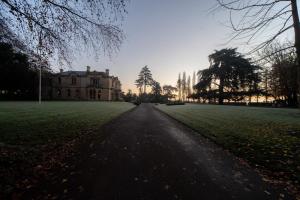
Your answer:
[0,101,135,197]
[157,103,300,190]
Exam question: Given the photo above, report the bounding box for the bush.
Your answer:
[166,101,185,106]
[133,100,141,106]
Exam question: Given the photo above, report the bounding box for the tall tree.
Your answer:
[260,42,298,106]
[187,75,191,99]
[196,69,213,103]
[210,48,260,104]
[216,0,300,105]
[0,42,38,99]
[163,85,177,100]
[192,71,196,94]
[151,81,162,102]
[182,72,187,101]
[135,65,153,94]
[195,48,260,104]
[261,68,272,102]
[0,0,128,64]
[135,77,143,95]
[177,73,182,101]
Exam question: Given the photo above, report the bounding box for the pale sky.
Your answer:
[60,0,296,93]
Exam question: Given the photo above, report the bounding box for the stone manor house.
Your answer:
[43,66,122,101]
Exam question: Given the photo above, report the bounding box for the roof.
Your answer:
[59,71,86,76]
[55,71,107,76]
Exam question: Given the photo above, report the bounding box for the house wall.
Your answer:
[47,70,122,101]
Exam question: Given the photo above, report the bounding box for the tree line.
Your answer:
[0,0,128,100]
[191,44,298,106]
[176,71,196,102]
[130,42,298,107]
[0,42,51,100]
[214,0,300,106]
[2,38,298,106]
[1,0,299,105]
[123,66,177,103]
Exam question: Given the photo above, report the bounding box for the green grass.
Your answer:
[0,101,135,195]
[157,103,300,183]
[0,101,135,146]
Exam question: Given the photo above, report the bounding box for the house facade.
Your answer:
[43,66,122,101]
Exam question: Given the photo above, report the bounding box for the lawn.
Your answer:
[157,103,300,184]
[0,101,135,146]
[0,101,135,195]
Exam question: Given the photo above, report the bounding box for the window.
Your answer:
[58,77,61,84]
[67,89,71,97]
[89,89,96,99]
[71,77,77,85]
[91,78,100,88]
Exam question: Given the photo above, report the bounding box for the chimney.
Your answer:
[105,69,109,76]
[86,66,90,72]
[60,68,63,73]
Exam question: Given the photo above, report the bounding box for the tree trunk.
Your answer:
[291,0,300,106]
[218,78,224,105]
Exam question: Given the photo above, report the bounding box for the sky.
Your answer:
[66,0,296,93]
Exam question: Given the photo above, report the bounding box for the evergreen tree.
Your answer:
[151,81,162,102]
[177,73,182,101]
[192,71,196,93]
[0,42,38,100]
[187,75,191,99]
[182,72,186,101]
[195,48,260,104]
[135,65,153,94]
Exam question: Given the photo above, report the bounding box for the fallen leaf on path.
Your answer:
[61,178,68,183]
[78,185,84,192]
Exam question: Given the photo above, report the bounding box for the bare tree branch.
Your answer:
[0,0,128,65]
